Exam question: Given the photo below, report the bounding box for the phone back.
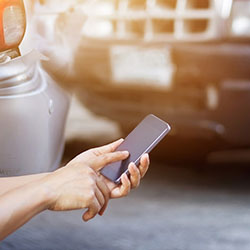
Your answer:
[101,114,171,183]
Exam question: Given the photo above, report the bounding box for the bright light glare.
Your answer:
[86,1,115,16]
[231,1,250,37]
[221,0,233,19]
[214,0,233,19]
[232,16,250,36]
[83,19,114,37]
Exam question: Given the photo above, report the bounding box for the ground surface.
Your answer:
[2,98,250,250]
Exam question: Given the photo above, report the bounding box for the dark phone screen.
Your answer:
[101,115,170,182]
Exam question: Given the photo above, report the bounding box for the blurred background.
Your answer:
[2,0,250,249]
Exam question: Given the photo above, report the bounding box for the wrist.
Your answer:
[38,172,59,210]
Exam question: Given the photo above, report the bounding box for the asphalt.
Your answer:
[2,162,250,250]
[2,98,250,250]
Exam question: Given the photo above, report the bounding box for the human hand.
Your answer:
[76,139,150,203]
[44,146,129,221]
[103,153,150,200]
[69,139,129,171]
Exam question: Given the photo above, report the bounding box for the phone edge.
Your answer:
[114,123,171,184]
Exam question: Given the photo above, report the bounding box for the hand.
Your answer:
[78,139,150,202]
[44,164,107,221]
[105,153,150,199]
[69,139,129,171]
[44,146,129,221]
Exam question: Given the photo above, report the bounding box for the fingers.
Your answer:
[96,151,129,170]
[91,139,124,155]
[138,154,150,178]
[120,173,131,197]
[95,188,105,212]
[82,196,101,221]
[82,176,111,221]
[109,154,150,199]
[125,154,150,189]
[110,173,131,199]
[96,178,110,216]
[128,163,141,189]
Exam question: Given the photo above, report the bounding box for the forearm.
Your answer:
[0,177,54,240]
[0,173,49,196]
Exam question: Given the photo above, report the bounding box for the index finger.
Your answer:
[95,151,129,171]
[91,139,124,155]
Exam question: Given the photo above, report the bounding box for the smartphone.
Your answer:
[100,114,171,184]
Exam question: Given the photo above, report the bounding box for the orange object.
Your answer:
[0,0,26,52]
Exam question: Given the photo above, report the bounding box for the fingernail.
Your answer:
[123,151,129,156]
[128,162,134,168]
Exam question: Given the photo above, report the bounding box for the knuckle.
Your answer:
[87,167,95,176]
[88,171,97,180]
[102,155,109,162]
[96,203,101,212]
[101,155,110,164]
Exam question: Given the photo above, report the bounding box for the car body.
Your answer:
[72,0,250,158]
[32,0,250,161]
[0,0,69,176]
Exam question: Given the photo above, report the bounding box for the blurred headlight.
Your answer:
[231,0,250,37]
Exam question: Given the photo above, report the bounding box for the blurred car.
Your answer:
[0,0,69,176]
[34,0,250,162]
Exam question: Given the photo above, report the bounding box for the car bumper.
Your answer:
[74,41,250,147]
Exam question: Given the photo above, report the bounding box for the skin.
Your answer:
[0,139,149,240]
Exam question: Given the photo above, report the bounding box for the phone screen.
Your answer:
[101,114,170,183]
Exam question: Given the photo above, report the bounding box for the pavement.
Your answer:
[2,98,250,250]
